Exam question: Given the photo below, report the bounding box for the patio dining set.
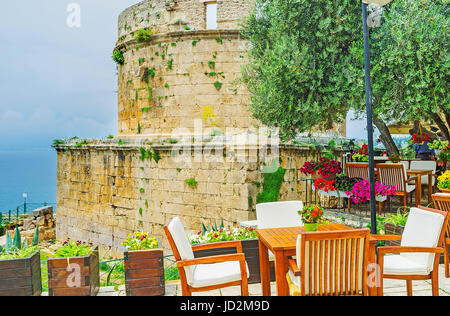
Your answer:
[345,160,438,213]
[163,194,450,296]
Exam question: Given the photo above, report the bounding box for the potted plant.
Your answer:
[334,175,362,193]
[122,231,164,296]
[383,208,409,246]
[345,180,397,204]
[298,204,324,232]
[428,139,448,156]
[47,240,99,296]
[352,145,369,162]
[388,154,402,163]
[410,133,430,145]
[189,222,274,284]
[0,226,41,296]
[300,157,342,180]
[437,171,450,193]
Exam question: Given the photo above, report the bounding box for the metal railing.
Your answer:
[0,202,56,225]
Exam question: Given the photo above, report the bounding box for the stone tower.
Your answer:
[115,0,258,138]
[55,0,346,255]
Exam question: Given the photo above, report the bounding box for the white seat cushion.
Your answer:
[400,207,445,272]
[383,254,430,276]
[190,261,250,288]
[406,184,415,193]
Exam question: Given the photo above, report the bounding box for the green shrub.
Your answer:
[134,29,153,43]
[112,49,125,65]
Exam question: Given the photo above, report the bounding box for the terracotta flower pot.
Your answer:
[439,187,450,193]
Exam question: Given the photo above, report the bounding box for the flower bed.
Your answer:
[438,171,450,191]
[0,226,41,296]
[190,227,275,284]
[346,180,396,204]
[47,240,99,296]
[300,157,342,179]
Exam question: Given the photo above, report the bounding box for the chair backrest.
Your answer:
[164,217,196,283]
[400,206,448,271]
[295,229,370,296]
[256,201,303,229]
[410,160,437,185]
[432,193,450,237]
[345,163,369,180]
[376,163,407,192]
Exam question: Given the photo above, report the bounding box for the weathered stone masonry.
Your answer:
[55,0,346,255]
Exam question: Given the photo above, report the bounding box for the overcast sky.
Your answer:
[0,0,367,151]
[0,0,139,150]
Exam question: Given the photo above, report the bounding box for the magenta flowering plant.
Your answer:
[345,180,396,204]
[300,157,342,177]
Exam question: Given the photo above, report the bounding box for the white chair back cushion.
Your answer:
[401,208,445,271]
[167,217,196,283]
[410,160,436,185]
[256,201,303,229]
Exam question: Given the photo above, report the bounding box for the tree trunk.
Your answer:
[373,116,399,156]
[431,113,450,142]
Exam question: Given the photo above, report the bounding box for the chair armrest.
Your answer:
[192,241,243,253]
[177,253,246,268]
[377,246,444,258]
[406,176,418,184]
[370,234,402,242]
[288,258,301,277]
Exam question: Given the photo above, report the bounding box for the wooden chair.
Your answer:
[256,201,304,229]
[345,163,369,211]
[163,217,249,296]
[376,163,417,209]
[345,162,370,180]
[286,228,371,296]
[372,206,449,296]
[432,193,450,278]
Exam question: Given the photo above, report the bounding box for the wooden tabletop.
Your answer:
[406,169,433,175]
[256,224,352,251]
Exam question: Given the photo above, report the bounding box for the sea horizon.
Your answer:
[0,148,57,214]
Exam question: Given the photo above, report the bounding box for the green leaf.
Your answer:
[13,225,21,250]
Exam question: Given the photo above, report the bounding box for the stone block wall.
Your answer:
[55,141,329,255]
[117,29,257,137]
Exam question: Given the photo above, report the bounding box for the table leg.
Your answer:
[258,239,271,296]
[415,175,422,207]
[274,250,289,296]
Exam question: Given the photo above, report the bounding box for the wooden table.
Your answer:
[406,169,433,206]
[256,224,356,296]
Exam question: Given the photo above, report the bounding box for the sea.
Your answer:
[0,149,57,215]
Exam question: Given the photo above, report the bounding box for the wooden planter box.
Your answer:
[47,246,100,296]
[124,248,165,296]
[0,251,41,296]
[193,239,275,284]
[384,223,404,247]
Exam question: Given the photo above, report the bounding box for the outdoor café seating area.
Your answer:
[160,193,450,297]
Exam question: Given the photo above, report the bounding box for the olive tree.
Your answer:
[241,0,364,141]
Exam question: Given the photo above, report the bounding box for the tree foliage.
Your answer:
[241,0,364,141]
[365,0,449,127]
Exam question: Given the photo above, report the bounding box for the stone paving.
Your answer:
[94,264,450,296]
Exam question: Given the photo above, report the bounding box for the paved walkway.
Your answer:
[96,264,450,296]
